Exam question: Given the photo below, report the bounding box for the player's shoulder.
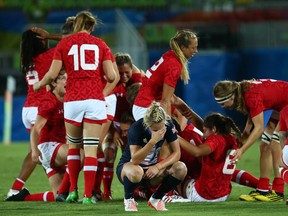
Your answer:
[128,119,145,134]
[40,91,58,106]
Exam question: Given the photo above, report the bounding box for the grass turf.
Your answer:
[0,142,287,215]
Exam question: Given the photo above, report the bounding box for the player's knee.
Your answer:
[103,142,116,162]
[171,161,187,180]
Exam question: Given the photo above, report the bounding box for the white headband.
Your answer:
[215,93,233,104]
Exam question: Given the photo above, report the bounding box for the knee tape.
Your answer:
[271,131,280,143]
[67,134,82,145]
[261,131,271,144]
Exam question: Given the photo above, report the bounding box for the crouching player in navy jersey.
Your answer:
[116,102,187,211]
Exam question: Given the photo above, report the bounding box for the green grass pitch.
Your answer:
[0,142,287,216]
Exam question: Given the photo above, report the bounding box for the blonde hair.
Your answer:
[73,11,96,33]
[169,29,197,85]
[143,102,171,128]
[213,80,253,115]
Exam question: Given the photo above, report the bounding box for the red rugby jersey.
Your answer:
[37,91,66,144]
[134,50,182,107]
[24,48,55,107]
[194,134,237,200]
[53,32,114,102]
[244,79,288,118]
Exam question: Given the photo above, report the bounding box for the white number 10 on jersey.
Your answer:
[68,44,99,71]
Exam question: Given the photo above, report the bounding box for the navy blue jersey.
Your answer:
[118,118,178,167]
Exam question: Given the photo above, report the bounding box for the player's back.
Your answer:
[58,32,111,79]
[54,32,113,101]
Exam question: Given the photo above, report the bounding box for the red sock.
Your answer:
[67,148,81,192]
[280,167,288,184]
[103,162,114,194]
[256,177,270,192]
[57,167,70,194]
[11,178,25,190]
[84,157,98,198]
[94,152,105,194]
[25,191,54,202]
[272,177,284,194]
[232,169,259,189]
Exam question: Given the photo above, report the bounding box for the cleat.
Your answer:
[148,195,168,211]
[92,191,102,201]
[162,194,191,203]
[82,196,96,204]
[124,198,138,211]
[102,192,112,201]
[56,192,69,202]
[5,188,30,201]
[239,190,261,201]
[66,190,79,203]
[6,189,20,199]
[254,190,284,202]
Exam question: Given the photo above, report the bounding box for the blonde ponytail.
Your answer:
[170,30,197,84]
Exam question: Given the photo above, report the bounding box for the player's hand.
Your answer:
[151,127,166,144]
[31,148,42,164]
[33,82,41,92]
[31,27,49,40]
[231,148,243,163]
[114,134,124,147]
[144,164,164,179]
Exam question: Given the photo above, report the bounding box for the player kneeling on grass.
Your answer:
[6,71,83,202]
[116,102,187,211]
[176,113,239,202]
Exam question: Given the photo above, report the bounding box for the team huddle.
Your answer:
[5,10,288,211]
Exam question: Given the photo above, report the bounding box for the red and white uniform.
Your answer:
[54,32,113,102]
[133,50,181,120]
[244,79,288,118]
[54,32,114,125]
[22,48,55,130]
[279,105,288,167]
[192,134,237,200]
[37,91,66,177]
[104,53,117,121]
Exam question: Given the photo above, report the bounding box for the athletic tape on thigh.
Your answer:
[83,137,99,146]
[67,134,83,144]
[261,131,271,144]
[271,131,280,143]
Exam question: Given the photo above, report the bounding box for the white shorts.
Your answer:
[105,94,117,120]
[185,179,229,202]
[64,99,107,126]
[132,105,148,121]
[38,142,64,177]
[282,145,288,167]
[22,107,38,131]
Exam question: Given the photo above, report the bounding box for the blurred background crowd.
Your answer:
[1,0,288,141]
